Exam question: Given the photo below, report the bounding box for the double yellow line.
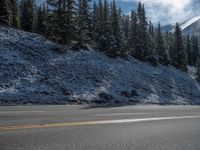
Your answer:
[1,115,200,131]
[0,121,102,131]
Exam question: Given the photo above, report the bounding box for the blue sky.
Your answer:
[36,0,200,25]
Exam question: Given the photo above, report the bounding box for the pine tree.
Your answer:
[148,21,154,38]
[64,0,76,42]
[92,1,100,46]
[0,0,12,26]
[136,2,149,61]
[186,36,193,66]
[129,10,138,56]
[94,0,103,46]
[117,8,126,57]
[155,23,169,65]
[46,0,75,43]
[123,14,129,42]
[146,21,157,66]
[169,44,174,64]
[191,36,200,65]
[196,37,200,61]
[100,0,113,54]
[174,23,188,72]
[196,57,200,81]
[77,0,91,47]
[21,0,35,32]
[109,0,125,57]
[10,0,20,28]
[165,31,174,64]
[191,35,196,65]
[137,1,142,21]
[46,0,58,40]
[33,3,38,32]
[36,4,47,34]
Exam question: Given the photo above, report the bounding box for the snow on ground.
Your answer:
[188,66,197,79]
[0,26,200,105]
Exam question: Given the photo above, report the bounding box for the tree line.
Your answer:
[0,0,200,79]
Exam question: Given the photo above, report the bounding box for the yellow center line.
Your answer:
[0,115,200,131]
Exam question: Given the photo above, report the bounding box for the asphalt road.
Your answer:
[0,105,200,150]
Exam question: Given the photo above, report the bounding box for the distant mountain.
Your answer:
[181,16,200,36]
[161,24,174,32]
[162,16,200,37]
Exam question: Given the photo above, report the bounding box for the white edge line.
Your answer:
[89,115,200,125]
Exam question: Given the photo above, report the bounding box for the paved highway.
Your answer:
[0,105,200,150]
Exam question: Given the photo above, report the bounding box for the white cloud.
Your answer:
[120,0,197,25]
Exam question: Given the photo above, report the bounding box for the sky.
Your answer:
[119,0,200,25]
[36,0,200,25]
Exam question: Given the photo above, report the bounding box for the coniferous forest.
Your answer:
[0,0,200,79]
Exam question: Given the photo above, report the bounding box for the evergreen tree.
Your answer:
[36,4,47,34]
[109,0,125,57]
[10,0,20,28]
[191,35,200,65]
[100,0,113,54]
[146,21,157,66]
[186,36,193,66]
[146,39,157,66]
[169,44,174,64]
[129,10,138,56]
[123,14,129,41]
[77,0,91,47]
[0,0,12,26]
[119,9,126,56]
[137,1,142,21]
[47,0,74,43]
[46,0,76,43]
[136,2,149,61]
[33,3,38,32]
[174,23,187,71]
[165,31,174,64]
[21,0,35,32]
[121,14,129,51]
[148,21,154,38]
[92,1,99,43]
[155,23,169,65]
[196,57,200,81]
[93,0,113,55]
[46,0,61,41]
[93,0,103,47]
[64,0,76,42]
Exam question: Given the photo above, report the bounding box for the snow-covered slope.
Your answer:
[170,16,200,36]
[0,26,200,105]
[181,16,200,30]
[181,16,200,36]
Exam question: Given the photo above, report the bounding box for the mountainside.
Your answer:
[181,16,200,36]
[0,26,200,105]
[164,16,200,36]
[161,24,174,32]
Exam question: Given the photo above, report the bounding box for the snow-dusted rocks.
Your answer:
[0,26,200,105]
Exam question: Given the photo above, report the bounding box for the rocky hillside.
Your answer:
[0,26,200,105]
